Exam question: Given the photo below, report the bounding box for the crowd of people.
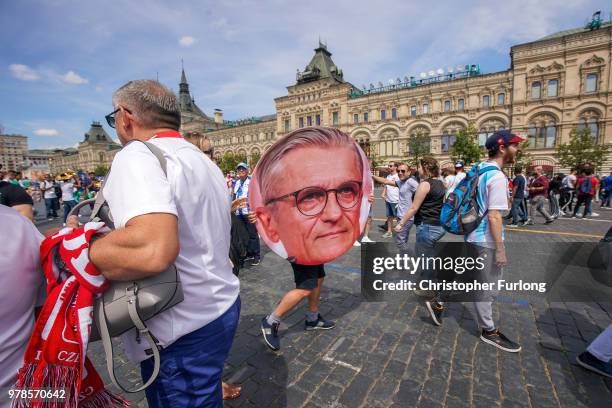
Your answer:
[1,79,610,408]
[0,168,102,224]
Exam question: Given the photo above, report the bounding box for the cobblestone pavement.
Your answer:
[35,191,612,407]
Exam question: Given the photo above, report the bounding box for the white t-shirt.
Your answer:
[41,180,56,199]
[446,171,466,197]
[233,176,252,215]
[385,173,400,203]
[466,161,508,247]
[60,181,75,202]
[0,206,44,406]
[102,136,240,363]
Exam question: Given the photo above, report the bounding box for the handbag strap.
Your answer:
[97,285,161,393]
[92,138,169,393]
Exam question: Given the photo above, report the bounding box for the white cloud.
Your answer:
[60,70,88,84]
[179,35,195,47]
[33,128,59,136]
[8,64,40,81]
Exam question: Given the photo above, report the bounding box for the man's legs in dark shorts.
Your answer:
[261,264,335,350]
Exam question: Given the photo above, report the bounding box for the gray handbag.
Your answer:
[69,140,183,393]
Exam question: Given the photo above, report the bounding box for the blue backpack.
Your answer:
[440,164,499,235]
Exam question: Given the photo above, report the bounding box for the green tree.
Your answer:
[450,124,482,166]
[250,151,261,168]
[218,152,240,174]
[555,128,609,171]
[406,132,431,167]
[94,165,109,176]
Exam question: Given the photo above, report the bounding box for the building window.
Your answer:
[478,128,488,147]
[578,116,600,141]
[457,99,464,111]
[586,73,598,92]
[497,93,505,105]
[422,104,429,114]
[441,130,457,153]
[527,122,557,148]
[284,119,290,132]
[391,108,397,119]
[364,112,369,123]
[410,105,417,117]
[531,81,541,99]
[299,117,304,128]
[482,95,490,107]
[332,111,339,126]
[547,80,558,97]
[380,110,386,120]
[444,100,451,112]
[353,113,359,124]
[307,116,312,126]
[316,114,321,125]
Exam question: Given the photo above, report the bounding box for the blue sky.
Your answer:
[0,0,608,149]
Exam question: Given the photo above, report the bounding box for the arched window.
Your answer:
[391,108,397,120]
[477,119,507,147]
[531,81,541,99]
[441,123,463,153]
[527,114,557,148]
[410,105,416,117]
[497,93,505,105]
[380,109,386,120]
[422,103,429,114]
[577,111,600,141]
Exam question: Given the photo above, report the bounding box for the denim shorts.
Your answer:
[385,201,398,218]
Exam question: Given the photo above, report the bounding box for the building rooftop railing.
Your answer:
[349,65,482,99]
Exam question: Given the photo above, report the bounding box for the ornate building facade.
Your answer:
[181,20,611,173]
[50,121,121,174]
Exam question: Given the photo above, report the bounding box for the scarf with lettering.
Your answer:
[13,223,129,408]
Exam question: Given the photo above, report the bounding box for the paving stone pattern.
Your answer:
[36,191,612,407]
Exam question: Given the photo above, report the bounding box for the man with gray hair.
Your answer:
[84,80,241,407]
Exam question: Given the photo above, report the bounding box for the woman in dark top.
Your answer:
[395,157,446,279]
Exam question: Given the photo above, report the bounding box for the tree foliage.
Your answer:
[555,128,609,170]
[450,124,482,166]
[250,151,261,168]
[406,132,431,167]
[218,152,241,175]
[94,165,109,176]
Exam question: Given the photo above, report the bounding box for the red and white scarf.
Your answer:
[13,223,129,408]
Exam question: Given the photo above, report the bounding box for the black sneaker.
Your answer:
[425,300,444,326]
[244,255,255,261]
[545,218,554,224]
[305,314,336,331]
[251,257,261,266]
[260,317,280,351]
[480,329,521,352]
[576,351,612,378]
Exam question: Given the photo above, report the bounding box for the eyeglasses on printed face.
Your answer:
[265,180,362,217]
[105,106,132,129]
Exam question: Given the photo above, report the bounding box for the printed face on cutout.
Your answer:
[254,145,366,265]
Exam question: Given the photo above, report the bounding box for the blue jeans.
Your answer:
[393,218,413,253]
[415,223,446,280]
[510,197,526,224]
[44,197,58,217]
[141,297,241,408]
[63,200,76,223]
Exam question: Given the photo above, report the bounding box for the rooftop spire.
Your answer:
[180,58,187,85]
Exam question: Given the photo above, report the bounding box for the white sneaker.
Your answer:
[361,236,375,243]
[382,232,392,238]
[591,212,600,217]
[353,241,361,247]
[559,210,565,216]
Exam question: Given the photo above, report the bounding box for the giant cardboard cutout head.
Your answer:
[249,127,372,265]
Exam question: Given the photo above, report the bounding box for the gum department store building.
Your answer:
[182,18,612,174]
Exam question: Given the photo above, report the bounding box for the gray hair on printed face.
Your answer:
[112,80,181,130]
[256,126,364,203]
